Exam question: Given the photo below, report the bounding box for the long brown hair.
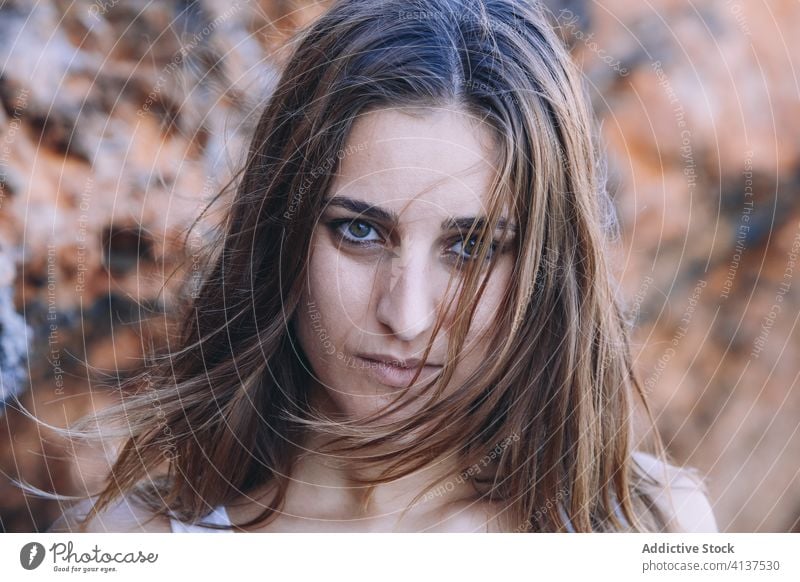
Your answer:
[21,0,684,532]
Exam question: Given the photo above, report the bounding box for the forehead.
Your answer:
[328,107,502,217]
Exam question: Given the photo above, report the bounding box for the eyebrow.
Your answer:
[322,195,518,234]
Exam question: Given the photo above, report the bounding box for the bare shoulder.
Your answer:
[632,450,719,533]
[436,498,506,533]
[47,494,172,533]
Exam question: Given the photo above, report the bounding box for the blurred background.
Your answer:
[0,0,797,533]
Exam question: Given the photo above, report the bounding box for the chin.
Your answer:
[327,386,431,424]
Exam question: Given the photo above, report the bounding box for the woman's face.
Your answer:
[294,106,517,421]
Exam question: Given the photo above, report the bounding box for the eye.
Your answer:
[332,219,382,245]
[450,235,497,261]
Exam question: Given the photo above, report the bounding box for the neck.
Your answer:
[229,383,489,530]
[287,382,481,525]
[287,429,475,522]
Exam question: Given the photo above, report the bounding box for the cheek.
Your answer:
[462,265,511,348]
[303,237,376,345]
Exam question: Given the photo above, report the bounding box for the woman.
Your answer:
[38,0,717,532]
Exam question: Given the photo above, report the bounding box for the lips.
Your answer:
[357,353,440,368]
[355,354,443,388]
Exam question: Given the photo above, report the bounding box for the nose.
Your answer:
[375,245,437,342]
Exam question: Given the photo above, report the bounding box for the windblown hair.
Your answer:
[22,0,691,532]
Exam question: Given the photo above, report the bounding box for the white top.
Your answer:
[169,505,233,533]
